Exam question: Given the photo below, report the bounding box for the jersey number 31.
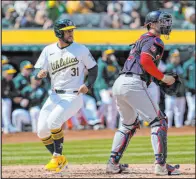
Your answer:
[71,67,79,76]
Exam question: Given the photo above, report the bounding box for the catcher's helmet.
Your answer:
[144,10,172,35]
[54,19,76,39]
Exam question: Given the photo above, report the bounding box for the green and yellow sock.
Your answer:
[41,135,54,154]
[51,128,64,155]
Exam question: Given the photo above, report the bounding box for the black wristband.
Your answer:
[85,65,98,89]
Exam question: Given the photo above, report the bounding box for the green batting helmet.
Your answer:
[54,19,76,39]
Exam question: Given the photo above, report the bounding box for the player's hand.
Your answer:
[20,99,29,108]
[161,75,175,85]
[108,89,113,97]
[77,84,89,95]
[37,69,47,79]
[13,97,23,103]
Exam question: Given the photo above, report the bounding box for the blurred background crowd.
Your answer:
[2,1,195,134]
[2,0,195,29]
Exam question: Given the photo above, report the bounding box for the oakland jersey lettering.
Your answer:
[51,57,79,75]
[34,42,96,90]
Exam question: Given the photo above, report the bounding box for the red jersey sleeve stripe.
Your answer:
[140,52,164,80]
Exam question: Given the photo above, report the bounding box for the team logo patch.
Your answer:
[150,45,156,52]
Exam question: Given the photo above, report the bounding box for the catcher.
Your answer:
[106,10,181,175]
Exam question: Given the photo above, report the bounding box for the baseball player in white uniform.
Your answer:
[34,19,97,172]
[164,49,186,128]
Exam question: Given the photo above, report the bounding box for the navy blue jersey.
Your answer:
[122,32,164,83]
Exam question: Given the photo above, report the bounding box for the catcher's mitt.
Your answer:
[154,72,182,96]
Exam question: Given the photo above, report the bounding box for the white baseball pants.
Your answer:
[2,98,12,130]
[12,109,31,132]
[186,92,195,122]
[99,89,118,129]
[37,91,83,138]
[29,106,40,133]
[165,95,186,128]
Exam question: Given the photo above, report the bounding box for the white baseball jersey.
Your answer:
[34,42,97,90]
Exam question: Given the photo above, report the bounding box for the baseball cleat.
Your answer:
[154,164,168,175]
[166,164,181,175]
[184,120,192,126]
[155,163,181,175]
[44,155,68,172]
[106,159,129,174]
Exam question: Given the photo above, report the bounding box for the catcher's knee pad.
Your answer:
[110,117,140,163]
[150,111,168,164]
[149,110,168,128]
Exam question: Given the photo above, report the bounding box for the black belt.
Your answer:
[120,72,149,85]
[55,89,78,94]
[120,72,143,79]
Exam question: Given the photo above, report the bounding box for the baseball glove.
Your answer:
[154,72,182,96]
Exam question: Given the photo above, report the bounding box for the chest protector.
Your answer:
[122,33,164,85]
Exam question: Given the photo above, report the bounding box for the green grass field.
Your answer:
[2,135,195,166]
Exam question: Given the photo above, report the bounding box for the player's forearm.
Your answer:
[140,53,164,80]
[85,65,98,89]
[33,68,42,80]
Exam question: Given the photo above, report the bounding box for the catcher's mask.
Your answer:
[54,19,76,44]
[144,10,172,39]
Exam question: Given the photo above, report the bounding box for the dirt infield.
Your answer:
[2,164,195,178]
[2,126,195,144]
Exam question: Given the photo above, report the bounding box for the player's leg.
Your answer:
[47,94,83,154]
[100,89,118,129]
[29,106,40,133]
[143,82,160,127]
[136,86,180,175]
[81,94,103,128]
[12,109,31,132]
[106,94,139,174]
[133,90,180,175]
[164,95,175,128]
[136,82,180,175]
[150,112,180,175]
[2,98,12,134]
[46,94,83,172]
[2,98,17,133]
[147,82,160,105]
[185,92,195,126]
[71,115,84,130]
[37,94,58,155]
[118,77,180,175]
[174,97,186,128]
[97,102,107,125]
[121,81,167,174]
[109,97,118,129]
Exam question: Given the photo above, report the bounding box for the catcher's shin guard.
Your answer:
[150,112,168,164]
[110,118,140,164]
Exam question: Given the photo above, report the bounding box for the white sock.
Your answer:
[53,152,61,156]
